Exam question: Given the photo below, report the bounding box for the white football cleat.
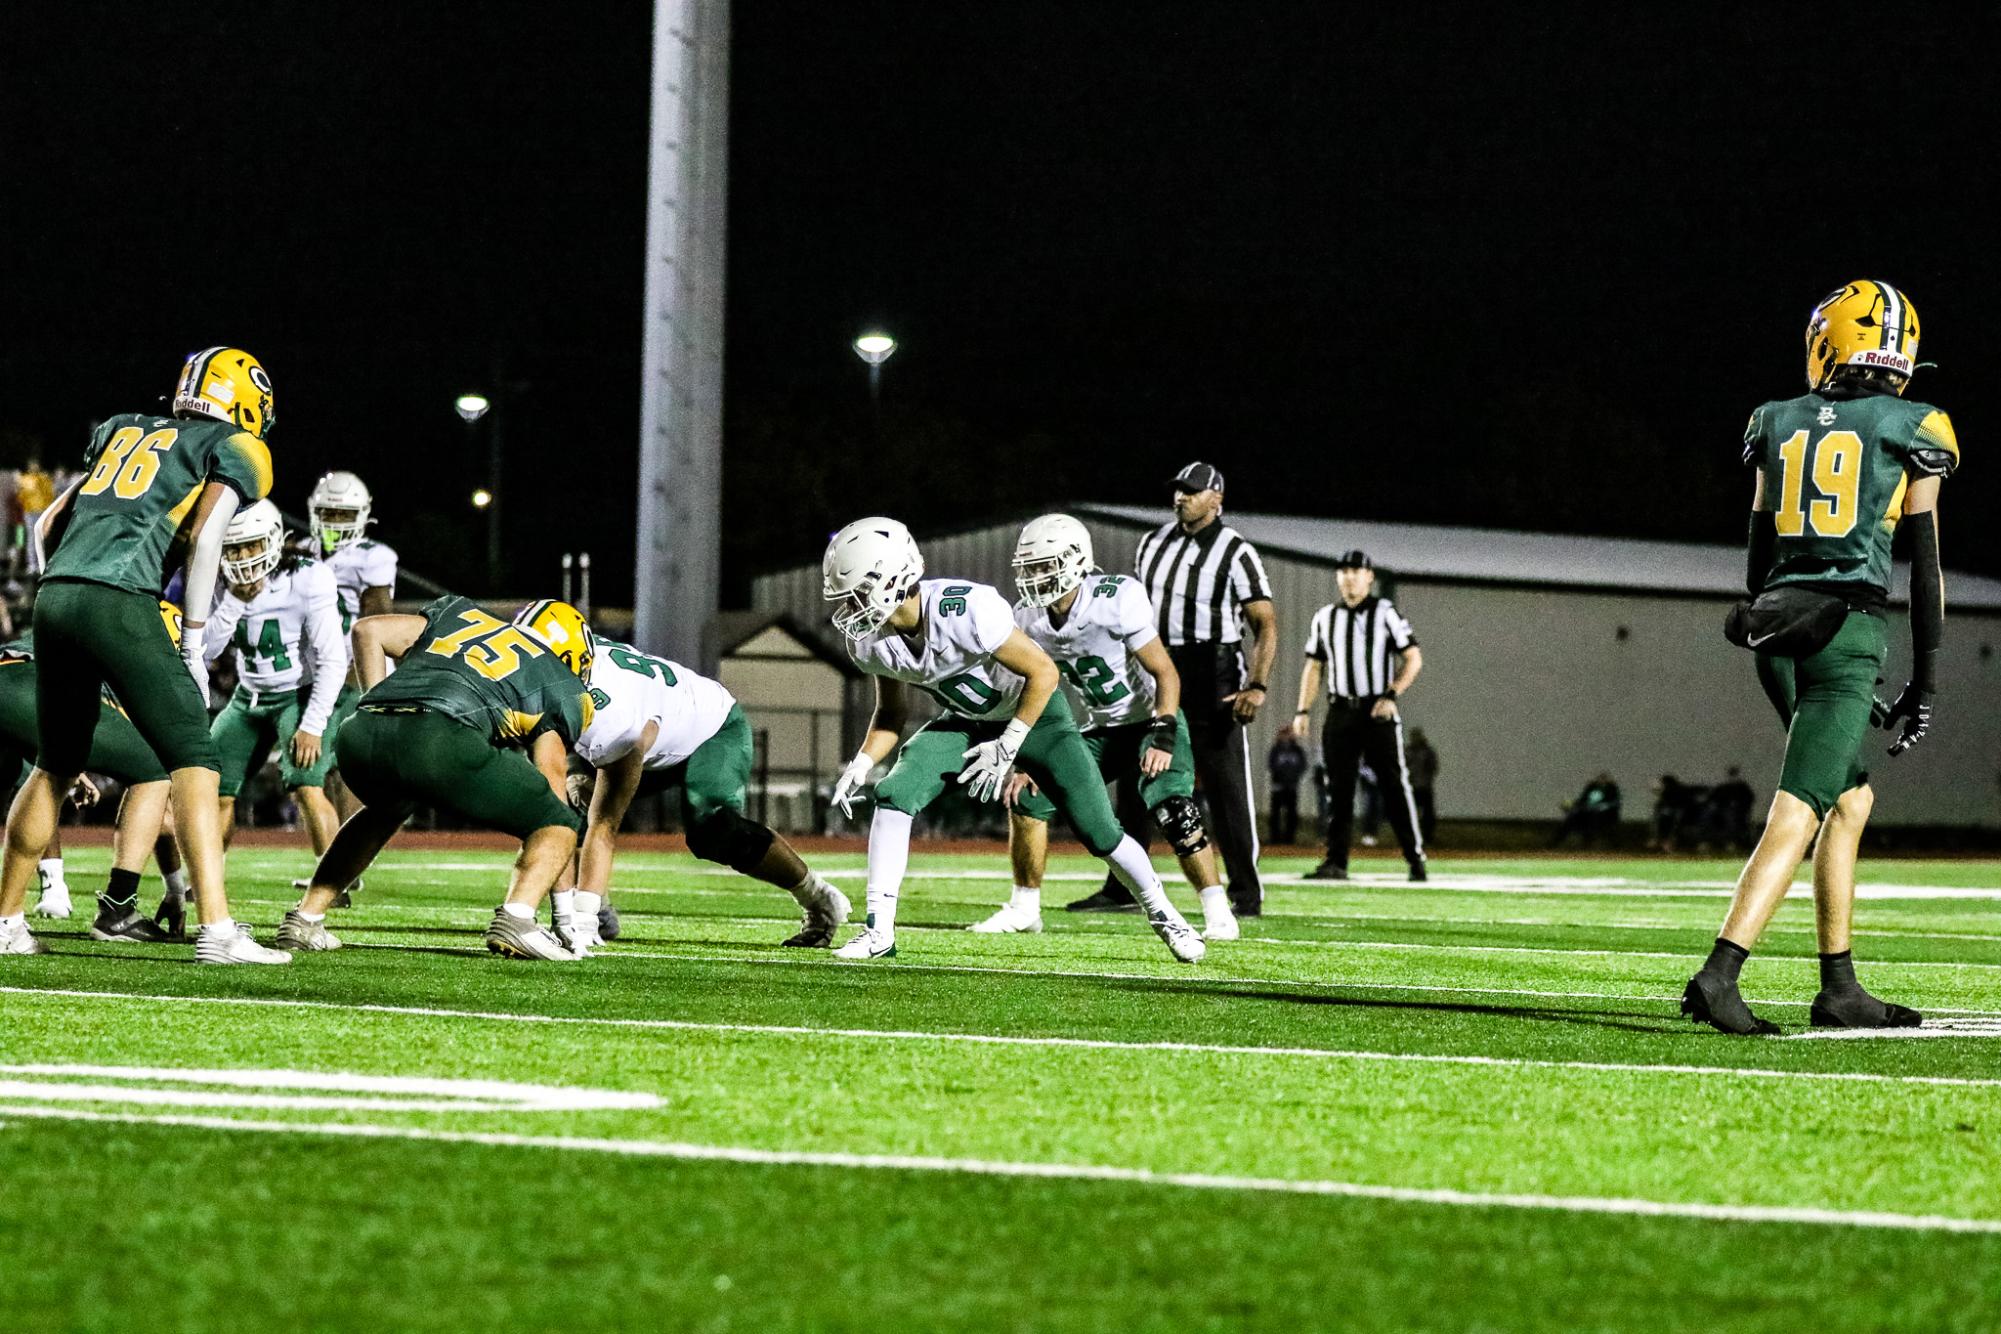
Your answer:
[195,924,293,966]
[275,911,342,952]
[1149,909,1206,964]
[969,902,1043,934]
[484,909,579,962]
[1,917,50,956]
[834,924,897,961]
[33,885,73,920]
[1201,901,1239,942]
[782,879,851,948]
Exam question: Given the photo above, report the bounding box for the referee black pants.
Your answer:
[1321,703,1425,871]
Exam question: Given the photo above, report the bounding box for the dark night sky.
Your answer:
[6,5,1999,603]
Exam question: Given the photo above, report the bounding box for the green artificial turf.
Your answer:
[3,846,2000,1331]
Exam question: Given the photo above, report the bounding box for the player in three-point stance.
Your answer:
[977,514,1238,941]
[555,637,850,953]
[1683,280,1956,1034]
[201,499,350,865]
[821,517,1205,964]
[276,597,596,961]
[0,347,289,963]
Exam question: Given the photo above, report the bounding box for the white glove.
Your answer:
[181,631,210,709]
[831,752,875,817]
[958,719,1031,803]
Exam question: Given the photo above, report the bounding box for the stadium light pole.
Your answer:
[853,332,896,441]
[455,393,501,584]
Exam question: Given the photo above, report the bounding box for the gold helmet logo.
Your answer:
[1804,281,1920,393]
[174,347,277,438]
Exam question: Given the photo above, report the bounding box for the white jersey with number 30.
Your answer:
[1014,573,1159,731]
[576,640,737,771]
[846,579,1024,720]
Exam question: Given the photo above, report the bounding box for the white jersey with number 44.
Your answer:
[1015,573,1159,731]
[576,639,737,771]
[846,579,1025,721]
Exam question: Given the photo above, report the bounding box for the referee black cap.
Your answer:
[1171,461,1225,494]
[1336,549,1373,570]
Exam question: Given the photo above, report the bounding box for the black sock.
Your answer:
[1819,949,1858,991]
[99,868,142,915]
[1701,937,1750,985]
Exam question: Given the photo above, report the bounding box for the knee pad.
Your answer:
[685,807,777,873]
[1152,794,1210,859]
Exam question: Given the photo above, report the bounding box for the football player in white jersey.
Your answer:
[201,500,349,861]
[821,517,1204,963]
[309,470,397,834]
[985,514,1238,941]
[555,638,849,954]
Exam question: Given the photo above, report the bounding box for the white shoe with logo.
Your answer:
[969,902,1043,934]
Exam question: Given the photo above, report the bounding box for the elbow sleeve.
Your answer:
[1745,512,1777,596]
[1908,510,1943,689]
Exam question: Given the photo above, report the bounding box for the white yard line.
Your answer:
[5,984,1999,1081]
[3,1103,1997,1236]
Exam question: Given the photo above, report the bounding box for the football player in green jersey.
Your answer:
[276,596,596,962]
[0,347,288,963]
[1683,281,1957,1035]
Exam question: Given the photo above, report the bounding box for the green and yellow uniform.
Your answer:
[338,595,593,838]
[1742,390,1959,813]
[0,634,168,790]
[33,412,272,777]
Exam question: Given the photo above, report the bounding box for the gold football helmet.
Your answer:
[174,347,276,438]
[1804,281,1920,393]
[513,599,594,683]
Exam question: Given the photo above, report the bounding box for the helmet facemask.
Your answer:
[311,503,370,555]
[221,532,281,587]
[1012,547,1088,608]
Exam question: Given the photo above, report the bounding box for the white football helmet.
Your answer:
[1012,513,1095,608]
[308,470,373,554]
[220,499,286,586]
[823,517,924,641]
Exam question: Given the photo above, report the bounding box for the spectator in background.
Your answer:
[1406,728,1439,845]
[1552,772,1621,848]
[1267,727,1308,844]
[1702,767,1755,850]
[1651,774,1709,851]
[16,460,54,573]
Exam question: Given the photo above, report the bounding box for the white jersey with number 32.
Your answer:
[576,640,737,771]
[1015,573,1159,730]
[846,579,1024,720]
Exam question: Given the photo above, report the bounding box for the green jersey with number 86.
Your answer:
[1744,391,1959,597]
[846,578,1025,720]
[1015,573,1159,730]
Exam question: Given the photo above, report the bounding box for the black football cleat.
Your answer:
[1811,988,1922,1030]
[1681,973,1781,1036]
[1301,858,1349,881]
[90,907,176,944]
[1408,862,1429,883]
[1064,887,1140,913]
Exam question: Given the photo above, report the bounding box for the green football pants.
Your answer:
[0,658,168,786]
[1012,710,1195,824]
[31,578,216,775]
[1756,610,1888,819]
[211,686,339,797]
[336,706,581,839]
[873,691,1126,854]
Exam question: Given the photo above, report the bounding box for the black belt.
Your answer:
[1328,696,1376,710]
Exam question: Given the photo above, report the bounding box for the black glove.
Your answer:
[1143,714,1177,760]
[152,887,187,941]
[1880,682,1934,757]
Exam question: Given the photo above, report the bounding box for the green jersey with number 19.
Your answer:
[362,594,592,746]
[47,413,273,594]
[576,639,737,770]
[846,579,1025,720]
[1015,573,1159,730]
[1744,391,1959,598]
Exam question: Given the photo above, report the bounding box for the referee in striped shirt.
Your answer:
[1292,549,1428,882]
[1067,461,1278,916]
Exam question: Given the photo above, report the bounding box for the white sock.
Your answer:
[1103,836,1176,918]
[1198,884,1229,915]
[1012,885,1041,915]
[199,917,236,936]
[2,912,25,930]
[866,808,913,932]
[785,872,820,906]
[300,910,326,923]
[164,868,191,897]
[552,888,577,925]
[37,858,65,893]
[500,901,534,920]
[574,890,602,921]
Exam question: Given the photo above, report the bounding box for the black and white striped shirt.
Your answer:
[1304,596,1416,699]
[1135,520,1273,646]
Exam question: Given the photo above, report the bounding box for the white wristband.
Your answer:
[999,718,1032,750]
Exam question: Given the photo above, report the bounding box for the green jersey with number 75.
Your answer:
[1014,573,1159,730]
[361,595,593,746]
[844,578,1026,720]
[1743,392,1959,597]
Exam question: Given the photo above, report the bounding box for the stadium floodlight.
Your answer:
[852,333,897,366]
[471,488,493,509]
[454,393,492,422]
